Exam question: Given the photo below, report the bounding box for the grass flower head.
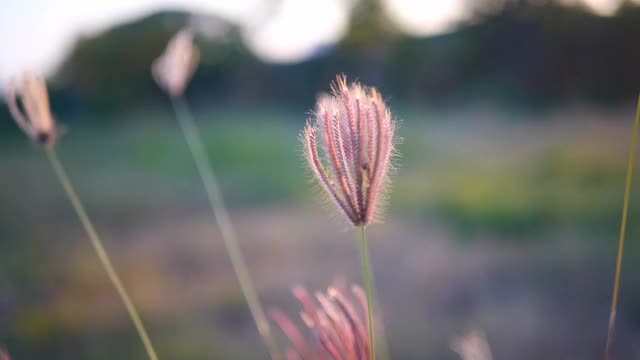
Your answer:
[152,29,200,98]
[451,330,493,360]
[302,75,397,227]
[271,284,371,360]
[5,72,57,147]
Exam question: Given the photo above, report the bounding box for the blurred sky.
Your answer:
[0,0,637,85]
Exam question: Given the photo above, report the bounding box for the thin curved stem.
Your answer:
[170,96,281,360]
[605,95,640,360]
[355,229,391,360]
[360,226,376,360]
[367,257,391,360]
[46,148,159,360]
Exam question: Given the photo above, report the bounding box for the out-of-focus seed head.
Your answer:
[152,29,200,97]
[5,72,58,147]
[451,330,493,360]
[271,284,372,360]
[302,75,397,227]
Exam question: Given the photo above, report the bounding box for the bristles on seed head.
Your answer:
[271,283,372,360]
[301,75,398,227]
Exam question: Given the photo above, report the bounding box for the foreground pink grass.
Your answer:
[5,72,159,360]
[301,76,398,360]
[271,285,371,360]
[153,30,281,359]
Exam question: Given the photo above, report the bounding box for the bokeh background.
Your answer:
[2,0,640,359]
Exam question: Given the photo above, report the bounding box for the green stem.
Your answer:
[360,226,376,360]
[46,148,159,360]
[605,94,640,360]
[365,253,391,360]
[170,96,281,360]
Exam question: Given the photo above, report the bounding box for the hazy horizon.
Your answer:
[1,0,637,86]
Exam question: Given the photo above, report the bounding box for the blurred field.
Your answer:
[2,104,640,359]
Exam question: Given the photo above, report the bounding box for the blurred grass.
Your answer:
[395,111,637,238]
[1,105,639,359]
[1,106,636,239]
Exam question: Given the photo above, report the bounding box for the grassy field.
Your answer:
[1,105,640,359]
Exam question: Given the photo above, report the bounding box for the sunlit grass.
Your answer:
[2,106,639,359]
[2,107,636,237]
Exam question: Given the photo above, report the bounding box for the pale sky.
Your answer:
[0,0,636,84]
[0,0,266,83]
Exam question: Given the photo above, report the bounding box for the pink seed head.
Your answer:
[302,75,397,227]
[152,29,200,98]
[5,72,58,147]
[451,330,493,360]
[271,284,372,360]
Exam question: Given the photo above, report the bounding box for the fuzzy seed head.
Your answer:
[451,330,493,360]
[302,75,397,227]
[152,29,200,97]
[5,72,57,147]
[271,284,372,360]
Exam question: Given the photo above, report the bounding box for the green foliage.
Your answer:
[41,3,640,120]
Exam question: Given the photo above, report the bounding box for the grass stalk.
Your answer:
[605,94,640,360]
[170,96,281,360]
[357,227,391,360]
[360,226,376,360]
[46,148,159,360]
